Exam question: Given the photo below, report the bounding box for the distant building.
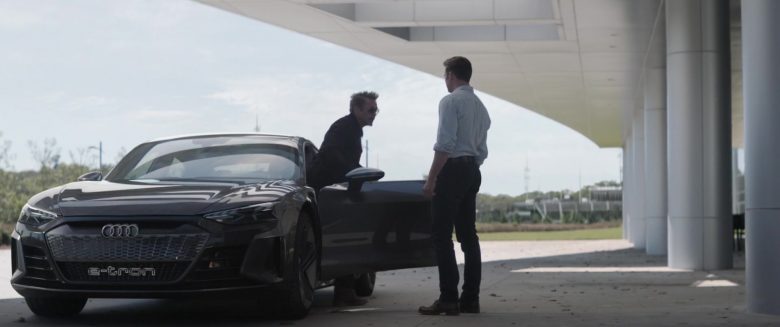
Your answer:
[590,186,622,202]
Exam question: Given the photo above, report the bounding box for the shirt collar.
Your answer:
[454,85,473,93]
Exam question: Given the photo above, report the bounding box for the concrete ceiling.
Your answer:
[198,0,743,148]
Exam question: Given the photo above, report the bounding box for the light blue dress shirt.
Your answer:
[433,85,491,166]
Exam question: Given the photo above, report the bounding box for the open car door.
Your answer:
[317,172,436,280]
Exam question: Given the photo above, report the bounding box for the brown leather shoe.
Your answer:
[418,300,459,316]
[333,288,368,307]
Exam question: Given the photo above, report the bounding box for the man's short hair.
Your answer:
[350,91,379,113]
[443,56,472,82]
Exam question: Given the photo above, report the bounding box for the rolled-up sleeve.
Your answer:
[433,96,457,153]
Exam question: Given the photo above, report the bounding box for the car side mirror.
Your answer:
[77,171,103,181]
[345,167,384,192]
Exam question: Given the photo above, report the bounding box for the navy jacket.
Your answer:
[307,114,363,190]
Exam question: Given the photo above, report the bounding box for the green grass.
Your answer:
[477,226,622,241]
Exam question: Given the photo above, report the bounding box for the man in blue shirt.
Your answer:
[419,56,490,316]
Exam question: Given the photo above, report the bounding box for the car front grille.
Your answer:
[46,234,209,262]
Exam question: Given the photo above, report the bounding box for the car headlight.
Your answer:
[18,204,58,227]
[203,202,279,225]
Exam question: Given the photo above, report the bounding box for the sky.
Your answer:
[0,0,622,196]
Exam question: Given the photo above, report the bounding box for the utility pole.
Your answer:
[524,156,530,201]
[89,141,103,171]
[578,168,582,201]
[254,113,261,132]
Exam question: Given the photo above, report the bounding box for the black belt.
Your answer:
[448,156,475,163]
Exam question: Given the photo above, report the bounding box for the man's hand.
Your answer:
[424,151,449,199]
[423,179,435,198]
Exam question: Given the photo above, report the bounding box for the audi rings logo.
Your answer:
[101,224,140,238]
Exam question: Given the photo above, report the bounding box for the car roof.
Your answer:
[146,133,310,147]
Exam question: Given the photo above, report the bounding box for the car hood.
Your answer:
[51,180,299,217]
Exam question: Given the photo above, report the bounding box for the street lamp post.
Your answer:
[88,141,102,171]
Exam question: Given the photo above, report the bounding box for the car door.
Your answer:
[317,180,435,279]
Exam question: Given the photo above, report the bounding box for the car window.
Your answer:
[114,137,300,183]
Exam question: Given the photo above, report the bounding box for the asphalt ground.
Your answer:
[1,240,779,326]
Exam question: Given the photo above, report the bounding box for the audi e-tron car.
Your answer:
[11,134,435,319]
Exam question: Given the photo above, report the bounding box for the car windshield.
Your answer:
[108,136,300,183]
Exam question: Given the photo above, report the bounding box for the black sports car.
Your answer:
[10,134,435,318]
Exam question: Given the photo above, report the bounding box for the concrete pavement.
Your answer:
[1,240,779,326]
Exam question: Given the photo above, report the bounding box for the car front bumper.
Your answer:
[10,217,287,299]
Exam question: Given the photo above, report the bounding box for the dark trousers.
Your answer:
[432,157,482,303]
[334,275,355,292]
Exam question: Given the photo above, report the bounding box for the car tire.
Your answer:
[274,212,318,319]
[354,272,376,297]
[25,297,87,317]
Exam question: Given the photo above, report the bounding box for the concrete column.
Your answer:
[644,67,668,255]
[743,0,780,315]
[731,149,739,214]
[666,0,731,270]
[631,110,646,249]
[623,138,634,242]
[622,144,630,240]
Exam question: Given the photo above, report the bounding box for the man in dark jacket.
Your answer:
[307,91,379,306]
[307,91,378,191]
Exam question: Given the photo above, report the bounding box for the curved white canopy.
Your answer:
[199,0,743,148]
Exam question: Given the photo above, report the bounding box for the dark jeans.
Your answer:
[432,156,482,303]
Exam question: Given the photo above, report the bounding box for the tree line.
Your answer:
[0,164,94,237]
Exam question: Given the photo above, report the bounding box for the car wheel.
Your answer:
[25,297,87,317]
[354,272,376,297]
[275,212,318,319]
